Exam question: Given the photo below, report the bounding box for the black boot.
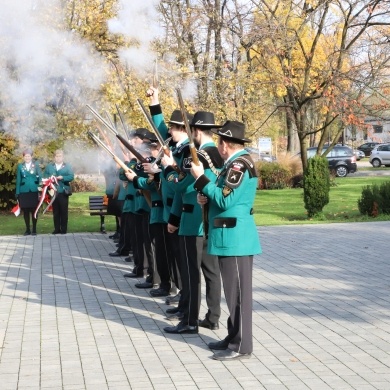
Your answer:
[32,218,37,236]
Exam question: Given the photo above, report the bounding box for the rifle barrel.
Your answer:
[88,131,135,174]
[87,105,118,135]
[176,89,199,165]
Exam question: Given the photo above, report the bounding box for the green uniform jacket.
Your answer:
[134,175,164,224]
[150,104,182,226]
[16,161,42,195]
[120,160,138,214]
[44,162,74,194]
[194,149,262,256]
[164,142,223,236]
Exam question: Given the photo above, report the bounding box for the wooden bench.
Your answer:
[89,195,108,233]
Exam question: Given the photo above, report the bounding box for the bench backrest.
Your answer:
[89,196,107,210]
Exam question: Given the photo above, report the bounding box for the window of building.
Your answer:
[373,125,383,133]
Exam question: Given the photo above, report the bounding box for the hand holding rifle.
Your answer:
[146,59,159,97]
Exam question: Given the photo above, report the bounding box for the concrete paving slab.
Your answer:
[0,222,389,389]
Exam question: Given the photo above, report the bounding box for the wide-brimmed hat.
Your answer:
[212,120,251,144]
[189,111,222,129]
[168,109,193,126]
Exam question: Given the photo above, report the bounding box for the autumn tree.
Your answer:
[243,0,390,168]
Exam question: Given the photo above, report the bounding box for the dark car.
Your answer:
[357,142,380,157]
[306,145,357,177]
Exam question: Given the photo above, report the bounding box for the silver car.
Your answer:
[354,149,365,160]
[369,143,390,167]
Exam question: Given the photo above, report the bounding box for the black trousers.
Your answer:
[117,212,131,255]
[219,255,253,354]
[166,230,182,291]
[150,223,171,290]
[201,239,221,324]
[179,236,203,326]
[141,213,155,282]
[129,213,145,276]
[52,193,69,233]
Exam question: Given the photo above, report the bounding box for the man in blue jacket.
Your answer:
[190,120,262,360]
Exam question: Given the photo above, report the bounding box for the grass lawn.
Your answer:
[252,176,390,225]
[1,176,390,236]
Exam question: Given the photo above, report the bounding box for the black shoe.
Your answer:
[164,322,198,334]
[135,282,153,288]
[166,307,180,314]
[31,232,37,236]
[145,275,153,284]
[109,251,124,257]
[52,230,60,234]
[166,311,184,320]
[198,317,219,330]
[165,293,181,305]
[123,273,143,278]
[109,232,119,239]
[61,232,66,235]
[24,230,31,236]
[124,256,133,262]
[212,349,251,361]
[208,339,230,350]
[150,288,170,297]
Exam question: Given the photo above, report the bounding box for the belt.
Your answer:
[166,197,173,207]
[182,204,194,213]
[125,194,134,200]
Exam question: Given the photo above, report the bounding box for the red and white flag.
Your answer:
[11,203,20,217]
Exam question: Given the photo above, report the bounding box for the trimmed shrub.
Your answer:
[257,162,291,189]
[358,182,390,216]
[303,156,330,218]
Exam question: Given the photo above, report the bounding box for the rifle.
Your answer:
[146,59,159,97]
[87,104,146,163]
[136,98,170,157]
[152,59,158,89]
[87,131,136,174]
[115,103,129,135]
[88,131,152,208]
[176,88,199,166]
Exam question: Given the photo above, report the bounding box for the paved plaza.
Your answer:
[0,222,389,390]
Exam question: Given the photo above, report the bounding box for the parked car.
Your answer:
[306,145,357,177]
[245,147,277,162]
[357,142,380,156]
[354,149,365,160]
[369,143,390,167]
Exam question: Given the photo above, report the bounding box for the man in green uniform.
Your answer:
[190,120,262,360]
[161,111,224,334]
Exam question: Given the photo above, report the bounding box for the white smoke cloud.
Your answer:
[107,0,162,75]
[0,0,107,145]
